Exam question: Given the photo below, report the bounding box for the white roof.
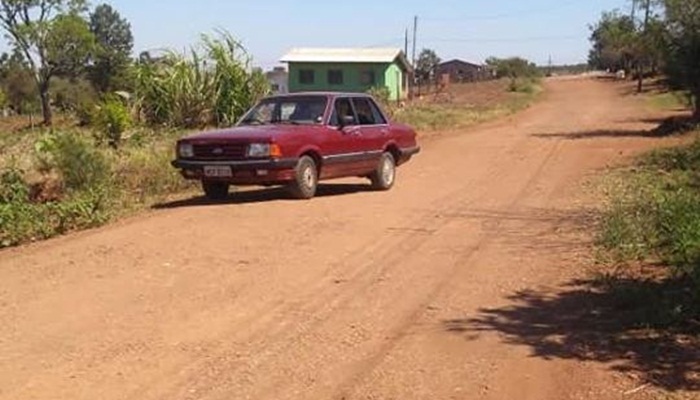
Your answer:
[280,48,411,70]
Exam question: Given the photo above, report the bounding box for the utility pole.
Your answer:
[404,28,409,59]
[412,15,418,68]
[410,16,418,99]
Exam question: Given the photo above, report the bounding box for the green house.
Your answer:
[280,48,412,101]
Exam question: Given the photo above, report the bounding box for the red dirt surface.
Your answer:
[0,77,693,400]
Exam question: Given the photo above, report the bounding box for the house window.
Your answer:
[360,70,376,85]
[328,70,344,85]
[299,69,315,84]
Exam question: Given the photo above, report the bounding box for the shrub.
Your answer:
[95,96,132,148]
[35,131,112,192]
[0,167,29,203]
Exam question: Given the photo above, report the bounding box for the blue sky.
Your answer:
[9,0,631,69]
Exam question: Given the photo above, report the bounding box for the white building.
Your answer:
[266,66,289,94]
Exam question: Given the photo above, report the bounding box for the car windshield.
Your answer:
[239,96,328,126]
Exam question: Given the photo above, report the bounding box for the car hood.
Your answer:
[181,125,306,142]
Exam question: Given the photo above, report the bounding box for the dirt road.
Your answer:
[0,78,680,400]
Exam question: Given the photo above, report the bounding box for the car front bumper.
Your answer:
[171,158,299,184]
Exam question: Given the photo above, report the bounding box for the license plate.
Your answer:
[203,166,232,178]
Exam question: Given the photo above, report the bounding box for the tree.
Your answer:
[416,48,441,84]
[486,57,539,83]
[0,50,37,114]
[0,0,95,125]
[89,3,133,93]
[588,11,638,73]
[664,0,700,119]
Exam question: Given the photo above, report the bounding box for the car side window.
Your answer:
[368,99,387,125]
[352,98,378,125]
[330,98,356,127]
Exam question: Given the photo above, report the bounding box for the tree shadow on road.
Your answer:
[444,276,700,391]
[153,183,371,209]
[534,115,698,141]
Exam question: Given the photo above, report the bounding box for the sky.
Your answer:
[6,0,633,70]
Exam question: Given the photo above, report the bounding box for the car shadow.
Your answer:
[153,183,372,209]
[443,276,700,391]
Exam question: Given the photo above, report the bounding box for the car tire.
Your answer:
[370,152,396,191]
[202,181,229,200]
[288,156,318,199]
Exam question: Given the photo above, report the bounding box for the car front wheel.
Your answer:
[288,156,318,199]
[202,181,229,200]
[370,152,396,191]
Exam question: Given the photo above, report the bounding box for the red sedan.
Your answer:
[172,92,420,200]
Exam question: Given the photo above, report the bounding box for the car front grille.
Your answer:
[192,143,247,160]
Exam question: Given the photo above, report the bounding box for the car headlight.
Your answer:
[178,143,194,158]
[247,143,271,158]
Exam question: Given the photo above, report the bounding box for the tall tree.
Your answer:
[0,0,95,125]
[664,0,700,119]
[588,11,638,73]
[416,48,441,84]
[89,3,133,93]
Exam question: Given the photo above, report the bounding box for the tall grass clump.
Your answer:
[134,31,269,128]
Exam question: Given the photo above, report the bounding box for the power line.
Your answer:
[422,35,582,44]
[422,0,580,22]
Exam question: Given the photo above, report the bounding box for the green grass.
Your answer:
[393,86,541,133]
[597,133,700,326]
[648,90,691,112]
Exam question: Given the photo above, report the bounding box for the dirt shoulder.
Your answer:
[0,77,689,400]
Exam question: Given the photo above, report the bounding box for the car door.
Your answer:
[320,97,367,179]
[350,97,387,171]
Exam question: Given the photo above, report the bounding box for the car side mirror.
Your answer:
[339,115,355,128]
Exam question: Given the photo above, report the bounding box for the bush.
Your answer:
[509,78,541,94]
[35,131,112,192]
[95,97,132,148]
[0,167,29,203]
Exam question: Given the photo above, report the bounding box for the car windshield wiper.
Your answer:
[273,120,302,125]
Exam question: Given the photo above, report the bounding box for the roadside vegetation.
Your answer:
[378,53,542,132]
[0,1,269,248]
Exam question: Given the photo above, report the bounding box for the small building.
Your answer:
[280,48,412,101]
[266,66,289,94]
[437,59,490,83]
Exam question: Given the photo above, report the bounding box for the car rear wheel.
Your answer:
[202,181,229,200]
[288,156,318,199]
[370,152,396,191]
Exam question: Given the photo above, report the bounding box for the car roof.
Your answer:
[266,92,373,99]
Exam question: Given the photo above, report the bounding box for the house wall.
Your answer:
[384,63,405,101]
[438,61,489,83]
[266,69,289,94]
[288,62,406,100]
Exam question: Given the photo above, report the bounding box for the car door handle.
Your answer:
[380,128,389,135]
[344,128,362,136]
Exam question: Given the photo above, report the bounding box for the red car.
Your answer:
[172,92,420,200]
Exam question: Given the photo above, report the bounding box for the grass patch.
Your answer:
[597,133,700,328]
[393,84,541,132]
[648,90,691,111]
